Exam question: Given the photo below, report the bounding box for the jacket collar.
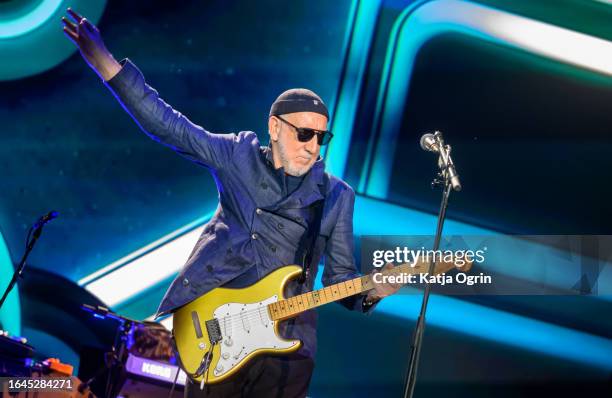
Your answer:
[261,145,327,209]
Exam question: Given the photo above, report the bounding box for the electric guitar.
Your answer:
[172,257,471,384]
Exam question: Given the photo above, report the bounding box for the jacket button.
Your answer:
[261,182,268,189]
[296,216,303,222]
[251,233,259,240]
[256,208,262,215]
[182,278,189,287]
[270,245,277,252]
[207,264,214,272]
[277,223,284,230]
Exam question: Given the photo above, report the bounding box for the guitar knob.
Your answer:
[222,353,230,360]
[224,338,233,347]
[216,364,224,372]
[198,342,206,350]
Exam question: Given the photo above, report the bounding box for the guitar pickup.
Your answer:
[205,318,222,344]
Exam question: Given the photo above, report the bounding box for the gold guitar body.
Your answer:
[173,265,303,384]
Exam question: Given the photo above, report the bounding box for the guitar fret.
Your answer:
[306,293,314,308]
[339,281,349,298]
[296,295,305,312]
[285,301,291,316]
[347,279,355,293]
[361,274,371,291]
[275,302,281,319]
[354,278,362,293]
[321,287,330,303]
[326,286,334,301]
[287,297,294,314]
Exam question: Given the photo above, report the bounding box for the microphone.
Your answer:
[419,131,462,191]
[419,133,438,153]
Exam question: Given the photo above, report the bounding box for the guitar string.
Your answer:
[215,293,342,330]
[213,287,360,332]
[209,270,420,330]
[217,295,326,327]
[197,265,439,337]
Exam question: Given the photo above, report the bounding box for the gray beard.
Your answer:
[278,138,310,177]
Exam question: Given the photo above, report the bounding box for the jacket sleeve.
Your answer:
[104,58,237,169]
[321,187,377,314]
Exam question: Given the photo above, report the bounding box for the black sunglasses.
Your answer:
[275,115,333,146]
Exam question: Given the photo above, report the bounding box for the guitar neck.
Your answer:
[268,260,437,321]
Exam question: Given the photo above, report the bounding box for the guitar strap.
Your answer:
[296,178,328,284]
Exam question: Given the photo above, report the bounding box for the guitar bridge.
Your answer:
[205,318,222,344]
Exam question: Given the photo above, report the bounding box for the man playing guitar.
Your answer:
[62,8,402,397]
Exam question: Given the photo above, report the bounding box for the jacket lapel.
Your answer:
[261,146,326,210]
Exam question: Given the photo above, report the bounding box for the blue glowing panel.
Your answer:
[360,0,612,198]
[325,0,382,178]
[0,229,20,335]
[0,0,107,80]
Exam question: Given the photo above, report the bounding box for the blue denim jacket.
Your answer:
[104,59,371,357]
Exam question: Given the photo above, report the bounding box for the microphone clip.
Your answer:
[429,131,462,192]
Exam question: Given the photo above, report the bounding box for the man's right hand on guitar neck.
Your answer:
[61,8,122,81]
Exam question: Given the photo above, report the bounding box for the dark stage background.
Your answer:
[1,0,611,396]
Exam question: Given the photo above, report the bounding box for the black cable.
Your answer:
[201,342,216,397]
[104,326,121,398]
[167,365,180,398]
[169,334,214,397]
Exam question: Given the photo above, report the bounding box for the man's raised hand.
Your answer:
[62,8,122,81]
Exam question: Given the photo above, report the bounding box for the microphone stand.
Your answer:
[0,220,48,311]
[402,132,460,398]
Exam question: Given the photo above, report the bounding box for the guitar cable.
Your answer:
[200,341,217,392]
[168,365,179,398]
[168,334,216,398]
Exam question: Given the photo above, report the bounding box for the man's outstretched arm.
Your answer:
[62,8,237,169]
